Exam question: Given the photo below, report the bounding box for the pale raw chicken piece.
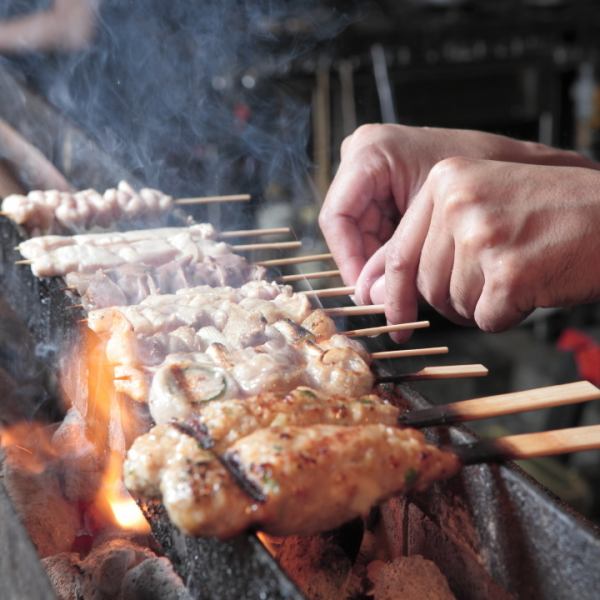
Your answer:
[305,345,374,397]
[19,234,242,278]
[65,257,267,309]
[2,181,177,234]
[124,424,460,538]
[321,333,371,362]
[144,323,372,417]
[18,224,220,260]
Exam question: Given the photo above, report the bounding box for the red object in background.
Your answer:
[557,328,600,386]
[234,103,251,126]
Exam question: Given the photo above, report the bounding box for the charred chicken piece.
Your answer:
[173,386,400,452]
[124,423,459,538]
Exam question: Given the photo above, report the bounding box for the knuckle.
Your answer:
[353,123,384,141]
[457,219,499,253]
[487,255,522,298]
[386,248,412,275]
[429,156,474,184]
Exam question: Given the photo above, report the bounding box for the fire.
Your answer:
[68,326,150,534]
[256,531,280,556]
[97,450,150,533]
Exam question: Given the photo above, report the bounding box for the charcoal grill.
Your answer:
[1,62,600,600]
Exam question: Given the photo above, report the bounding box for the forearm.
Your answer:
[415,125,600,171]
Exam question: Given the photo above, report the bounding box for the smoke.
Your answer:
[7,0,352,206]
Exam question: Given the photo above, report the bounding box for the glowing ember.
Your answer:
[256,531,280,556]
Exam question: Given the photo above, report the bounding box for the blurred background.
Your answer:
[2,0,600,519]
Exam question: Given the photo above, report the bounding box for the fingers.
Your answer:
[384,192,434,341]
[355,245,386,304]
[417,198,458,322]
[319,126,401,285]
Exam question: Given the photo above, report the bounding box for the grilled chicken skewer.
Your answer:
[124,422,458,538]
[153,387,400,455]
[3,181,254,235]
[65,258,267,308]
[3,181,173,235]
[18,228,267,278]
[124,318,373,414]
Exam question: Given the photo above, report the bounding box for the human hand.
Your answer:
[359,157,600,341]
[319,123,598,291]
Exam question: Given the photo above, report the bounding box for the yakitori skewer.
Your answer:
[279,269,341,283]
[454,423,600,465]
[376,363,488,382]
[219,227,291,239]
[301,285,355,298]
[257,253,333,267]
[324,304,385,317]
[345,321,430,337]
[175,193,251,205]
[232,240,302,252]
[398,381,600,428]
[371,346,449,360]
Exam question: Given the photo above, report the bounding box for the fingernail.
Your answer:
[370,275,386,305]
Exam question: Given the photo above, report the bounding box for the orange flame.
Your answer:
[69,327,150,534]
[95,450,150,533]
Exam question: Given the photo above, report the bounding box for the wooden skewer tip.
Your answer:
[176,194,251,205]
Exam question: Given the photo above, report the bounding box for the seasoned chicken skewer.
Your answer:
[124,423,459,538]
[165,387,400,453]
[125,387,399,495]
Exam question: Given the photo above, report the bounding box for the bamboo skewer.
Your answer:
[399,381,600,428]
[454,423,600,465]
[376,364,488,383]
[175,194,251,205]
[257,253,333,267]
[345,321,429,337]
[302,286,355,298]
[15,259,32,265]
[219,227,291,239]
[371,346,449,360]
[232,241,302,252]
[324,304,385,317]
[279,269,341,283]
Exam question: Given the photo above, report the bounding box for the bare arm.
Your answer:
[0,0,99,53]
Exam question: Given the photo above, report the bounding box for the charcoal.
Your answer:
[3,448,80,558]
[42,553,84,600]
[79,538,155,600]
[120,556,192,600]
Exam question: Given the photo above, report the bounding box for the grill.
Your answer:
[1,62,600,600]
